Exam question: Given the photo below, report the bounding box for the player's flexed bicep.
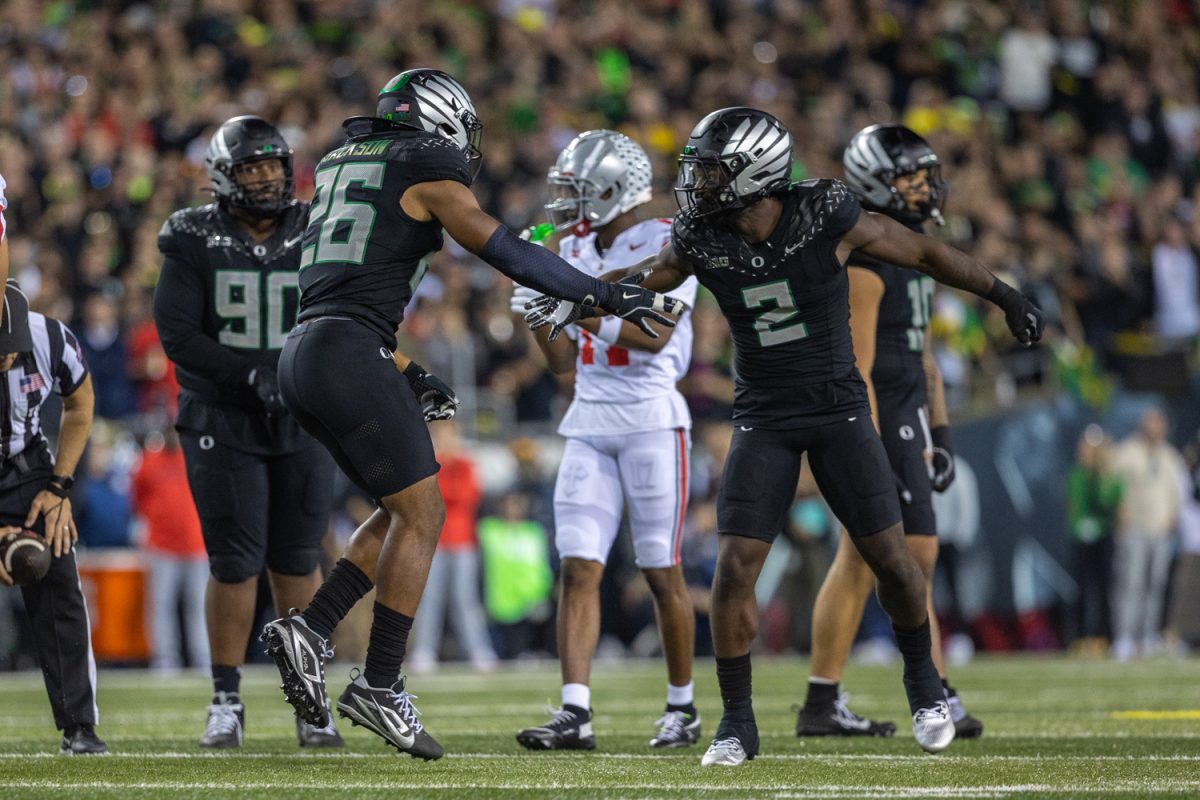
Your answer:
[840,210,1045,346]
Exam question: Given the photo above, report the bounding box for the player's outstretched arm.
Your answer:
[509,284,579,372]
[841,210,1045,346]
[404,180,683,336]
[578,244,696,353]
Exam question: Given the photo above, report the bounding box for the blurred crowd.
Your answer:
[3,0,1200,667]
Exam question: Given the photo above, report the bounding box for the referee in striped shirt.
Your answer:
[0,270,104,753]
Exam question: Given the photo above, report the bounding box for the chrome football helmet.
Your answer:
[843,124,945,225]
[675,107,792,219]
[206,116,294,218]
[374,69,483,179]
[545,130,653,234]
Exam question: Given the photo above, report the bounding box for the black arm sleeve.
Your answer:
[480,225,624,312]
[153,250,256,388]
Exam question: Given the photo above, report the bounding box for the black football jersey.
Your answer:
[296,125,473,343]
[848,225,933,412]
[156,200,309,407]
[671,179,866,428]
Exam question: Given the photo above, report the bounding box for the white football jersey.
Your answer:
[556,218,698,437]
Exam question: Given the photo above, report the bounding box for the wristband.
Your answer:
[595,316,623,345]
[403,361,425,380]
[46,474,74,498]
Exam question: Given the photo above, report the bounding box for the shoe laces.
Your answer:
[204,703,242,738]
[914,701,949,725]
[541,705,583,733]
[707,737,744,756]
[387,681,425,735]
[291,611,335,661]
[832,692,868,726]
[654,710,691,740]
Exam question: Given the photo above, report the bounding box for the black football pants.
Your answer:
[0,450,97,731]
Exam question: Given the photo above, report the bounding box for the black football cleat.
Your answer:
[947,691,984,739]
[516,705,595,751]
[796,694,897,737]
[337,671,443,760]
[649,709,702,748]
[261,610,334,727]
[60,725,108,756]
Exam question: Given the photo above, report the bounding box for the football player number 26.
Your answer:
[301,162,386,268]
[742,280,809,347]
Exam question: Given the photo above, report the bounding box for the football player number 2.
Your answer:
[742,280,808,346]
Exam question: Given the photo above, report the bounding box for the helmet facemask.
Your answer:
[675,151,747,220]
[206,116,295,220]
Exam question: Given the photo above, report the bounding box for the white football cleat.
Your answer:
[701,736,749,766]
[912,700,955,753]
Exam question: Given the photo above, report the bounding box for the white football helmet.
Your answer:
[545,130,653,234]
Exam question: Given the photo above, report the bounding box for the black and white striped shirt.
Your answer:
[0,312,88,460]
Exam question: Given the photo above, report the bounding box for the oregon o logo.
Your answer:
[751,255,765,268]
[199,435,215,450]
[899,425,915,441]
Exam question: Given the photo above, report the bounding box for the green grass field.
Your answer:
[1,655,1198,798]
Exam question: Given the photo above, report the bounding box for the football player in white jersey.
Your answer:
[512,131,702,751]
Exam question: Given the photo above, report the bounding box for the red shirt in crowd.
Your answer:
[436,454,482,552]
[127,318,179,416]
[132,445,205,557]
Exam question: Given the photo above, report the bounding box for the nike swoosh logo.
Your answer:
[739,425,753,431]
[359,696,414,748]
[622,292,641,300]
[283,235,303,249]
[784,242,804,256]
[629,242,646,250]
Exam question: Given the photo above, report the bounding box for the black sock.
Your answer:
[212,664,241,700]
[715,653,753,715]
[893,619,943,714]
[363,602,414,688]
[666,702,697,717]
[804,678,839,712]
[303,558,373,639]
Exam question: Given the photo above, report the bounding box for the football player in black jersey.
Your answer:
[798,125,984,741]
[154,116,343,750]
[257,69,684,761]
[532,107,1042,764]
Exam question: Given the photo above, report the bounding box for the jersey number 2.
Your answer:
[301,162,386,268]
[742,280,809,347]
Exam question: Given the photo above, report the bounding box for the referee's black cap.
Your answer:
[0,280,33,354]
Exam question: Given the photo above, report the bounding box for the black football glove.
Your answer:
[929,425,955,493]
[987,279,1045,346]
[523,295,597,341]
[248,366,287,417]
[403,361,459,421]
[606,285,684,338]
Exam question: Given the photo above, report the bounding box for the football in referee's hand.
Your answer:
[1,529,51,586]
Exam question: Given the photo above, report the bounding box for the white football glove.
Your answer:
[510,284,540,315]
